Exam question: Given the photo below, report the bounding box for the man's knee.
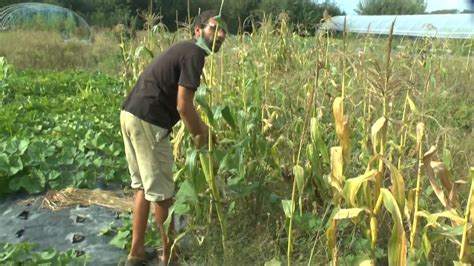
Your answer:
[155,197,173,208]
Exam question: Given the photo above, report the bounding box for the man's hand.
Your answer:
[193,124,217,148]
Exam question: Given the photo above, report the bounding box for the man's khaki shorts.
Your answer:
[120,111,174,202]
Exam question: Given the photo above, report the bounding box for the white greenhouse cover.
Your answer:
[324,14,474,39]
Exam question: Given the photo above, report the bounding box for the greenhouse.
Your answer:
[323,14,474,39]
[0,3,92,41]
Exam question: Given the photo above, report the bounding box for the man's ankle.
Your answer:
[129,248,146,259]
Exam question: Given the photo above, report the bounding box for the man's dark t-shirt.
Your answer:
[122,40,206,129]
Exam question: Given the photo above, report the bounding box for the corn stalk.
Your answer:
[459,168,474,262]
[410,123,424,249]
[199,1,227,258]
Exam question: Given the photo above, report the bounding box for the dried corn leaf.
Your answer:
[423,147,453,209]
[431,162,458,209]
[332,97,351,160]
[330,146,344,194]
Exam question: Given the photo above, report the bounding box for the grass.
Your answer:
[0,30,121,73]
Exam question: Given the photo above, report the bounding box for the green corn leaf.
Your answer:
[381,188,407,266]
[221,106,237,129]
[199,153,211,186]
[294,165,305,196]
[428,224,469,243]
[195,86,216,128]
[310,117,320,143]
[281,199,293,219]
[382,158,405,214]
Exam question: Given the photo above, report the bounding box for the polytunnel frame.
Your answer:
[0,2,93,41]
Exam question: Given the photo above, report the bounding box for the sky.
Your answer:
[322,0,473,15]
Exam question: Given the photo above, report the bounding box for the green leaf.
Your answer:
[381,188,407,266]
[0,153,9,175]
[48,170,61,180]
[195,86,216,128]
[422,227,431,258]
[8,176,21,192]
[264,258,282,266]
[98,224,115,236]
[20,174,44,194]
[428,224,468,243]
[294,165,305,196]
[281,200,293,218]
[221,106,237,129]
[442,149,452,172]
[18,139,29,156]
[271,136,293,167]
[39,249,57,260]
[174,180,198,215]
[199,153,211,186]
[9,155,23,176]
[110,230,131,249]
[382,158,405,213]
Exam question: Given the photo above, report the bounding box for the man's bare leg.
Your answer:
[129,189,150,259]
[154,198,174,264]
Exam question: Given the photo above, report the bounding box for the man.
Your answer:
[120,10,226,266]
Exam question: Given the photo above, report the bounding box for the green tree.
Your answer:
[356,0,426,15]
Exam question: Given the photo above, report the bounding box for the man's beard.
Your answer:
[203,36,222,52]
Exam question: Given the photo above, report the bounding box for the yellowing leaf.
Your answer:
[423,148,457,210]
[381,188,407,266]
[382,158,405,214]
[330,146,344,195]
[407,96,419,114]
[371,117,386,155]
[343,170,378,208]
[333,208,368,220]
[327,219,337,252]
[332,97,351,160]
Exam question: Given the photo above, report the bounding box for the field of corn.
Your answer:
[0,14,473,265]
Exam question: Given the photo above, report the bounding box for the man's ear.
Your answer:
[194,25,202,38]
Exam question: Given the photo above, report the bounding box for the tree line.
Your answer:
[0,0,344,34]
[1,0,470,34]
